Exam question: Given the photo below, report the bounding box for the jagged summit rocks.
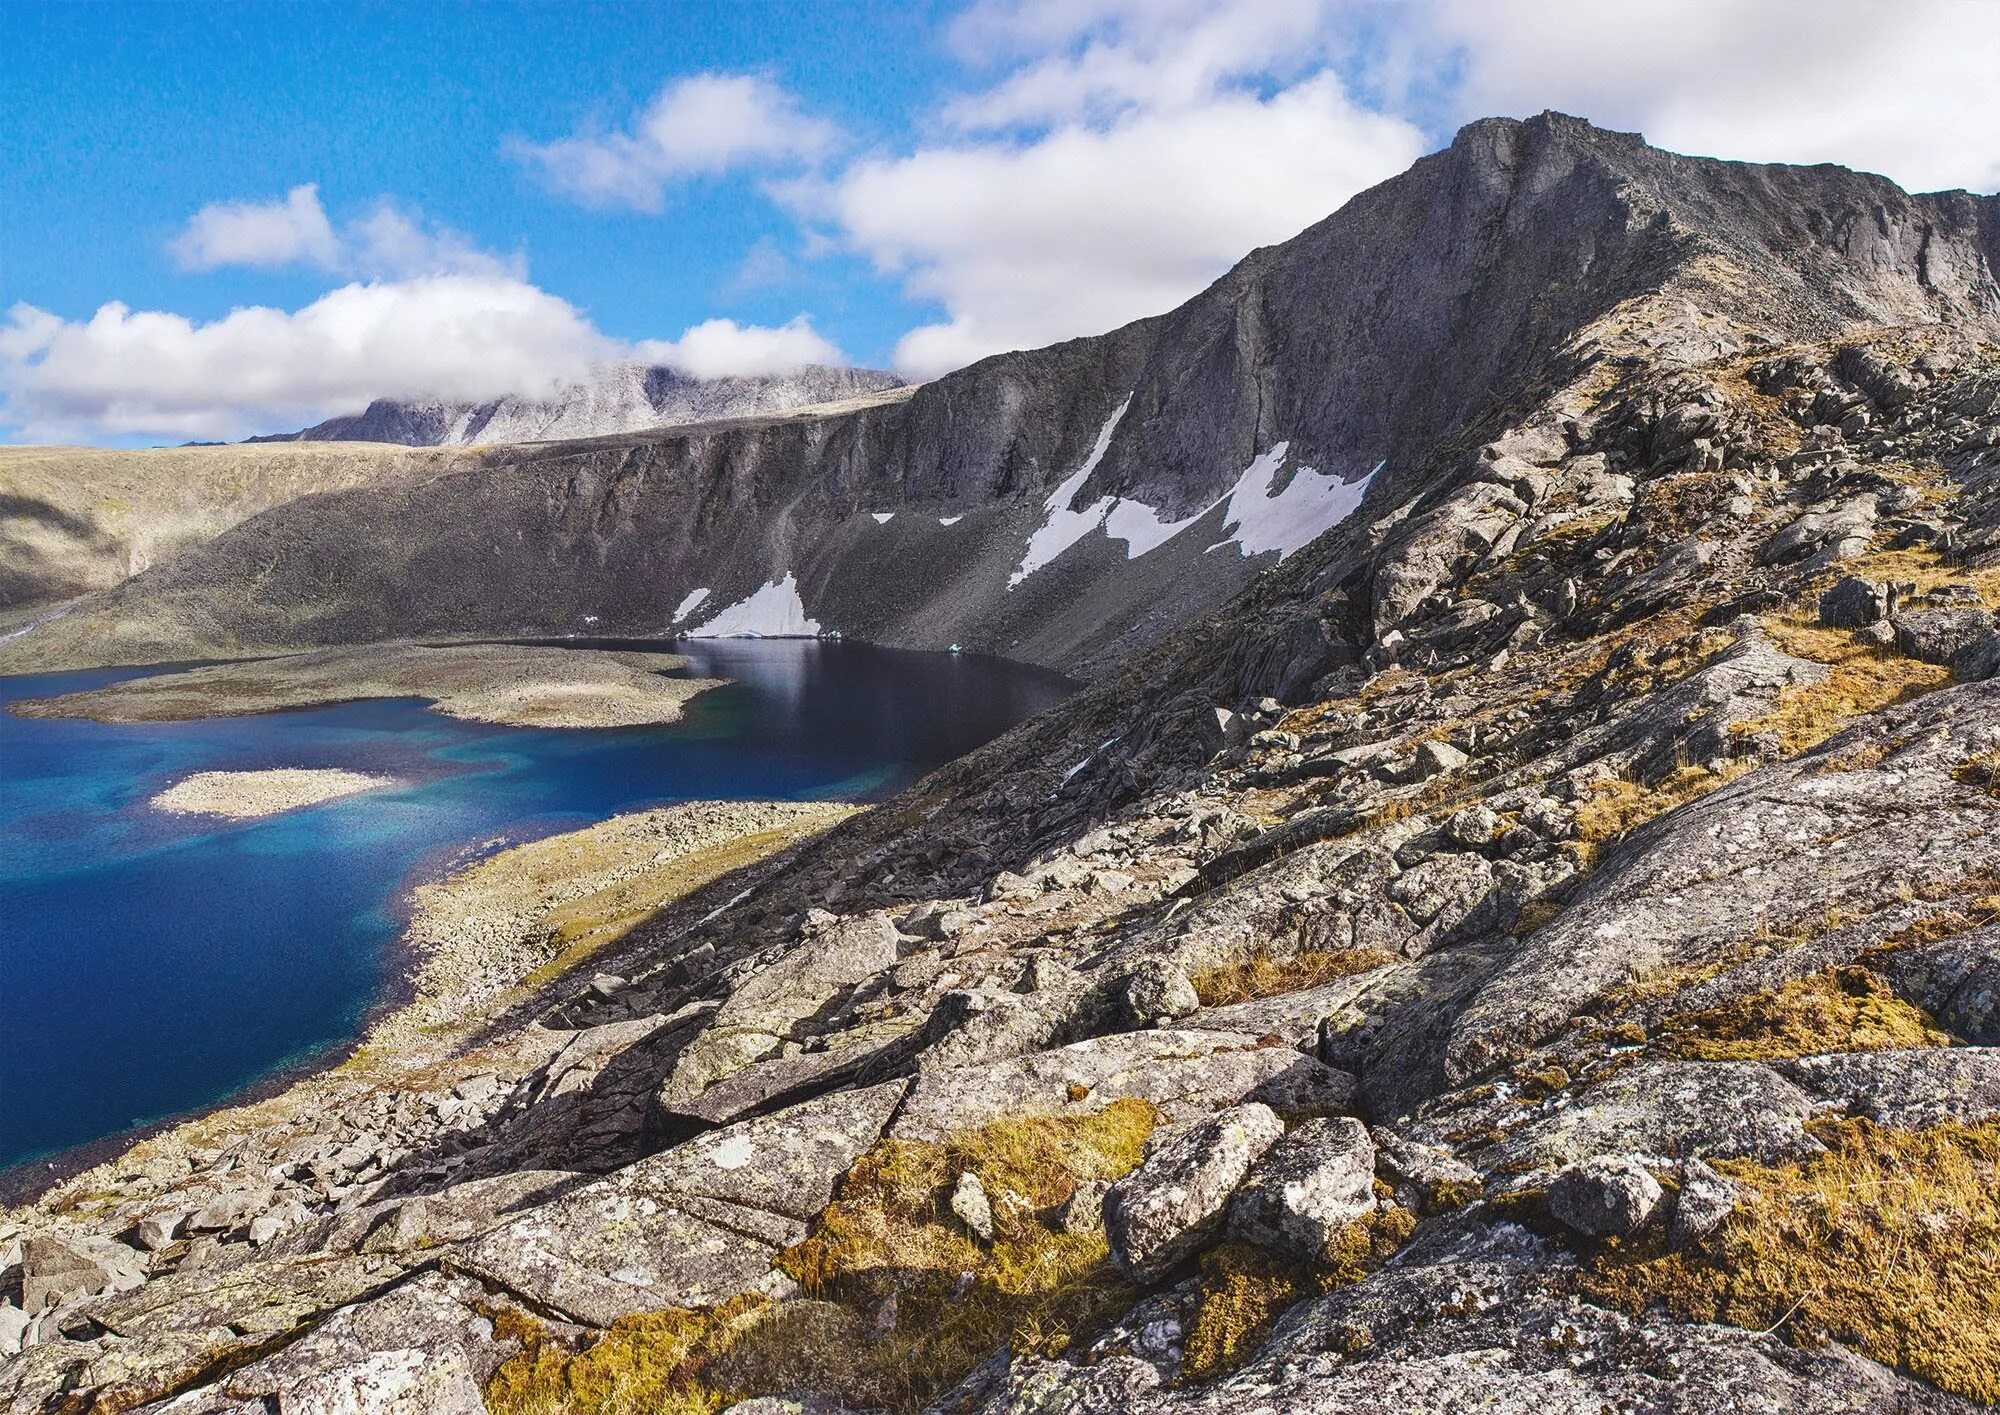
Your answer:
[5,117,2000,1412]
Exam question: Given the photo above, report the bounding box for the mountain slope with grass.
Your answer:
[4,114,2000,1413]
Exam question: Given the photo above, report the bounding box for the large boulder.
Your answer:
[1228,1117,1378,1259]
[1893,607,1996,666]
[891,1030,1353,1142]
[1548,1155,1662,1238]
[1104,1103,1284,1283]
[459,1081,906,1325]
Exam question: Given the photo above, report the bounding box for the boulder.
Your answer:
[892,1030,1352,1141]
[0,1303,29,1359]
[1548,1156,1662,1238]
[1892,606,1995,666]
[135,1212,187,1253]
[1952,628,2000,681]
[1817,575,1888,628]
[1228,1117,1377,1259]
[1411,739,1469,779]
[1669,1157,1739,1248]
[19,1235,141,1313]
[1123,960,1199,1025]
[459,1081,905,1325]
[1104,1103,1284,1282]
[950,1172,995,1243]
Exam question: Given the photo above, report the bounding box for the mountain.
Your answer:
[251,362,908,446]
[4,114,1994,682]
[5,114,2000,1414]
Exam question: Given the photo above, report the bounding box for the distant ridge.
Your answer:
[251,362,905,446]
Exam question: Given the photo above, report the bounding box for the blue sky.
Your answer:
[5,0,1997,445]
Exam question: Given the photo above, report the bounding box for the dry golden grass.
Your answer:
[484,1301,756,1415]
[486,1104,1160,1414]
[1580,1118,2000,1403]
[772,1100,1159,1410]
[1570,763,1749,865]
[1189,947,1399,1007]
[1179,1206,1420,1383]
[1733,620,1950,757]
[1659,966,1951,1061]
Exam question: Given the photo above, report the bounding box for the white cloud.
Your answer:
[814,69,1421,377]
[636,315,845,380]
[0,280,854,443]
[169,186,522,279]
[513,72,838,212]
[0,277,620,442]
[170,184,341,271]
[1413,0,2000,196]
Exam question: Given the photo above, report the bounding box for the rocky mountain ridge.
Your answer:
[14,113,1995,681]
[4,114,2000,1413]
[252,363,907,448]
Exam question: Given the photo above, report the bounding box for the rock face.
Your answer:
[8,114,2000,1415]
[256,362,907,446]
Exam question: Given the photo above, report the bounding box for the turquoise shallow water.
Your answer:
[0,641,1071,1173]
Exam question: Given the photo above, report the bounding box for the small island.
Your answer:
[150,767,402,819]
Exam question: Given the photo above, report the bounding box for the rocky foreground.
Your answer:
[3,117,2000,1412]
[4,332,1998,1413]
[16,643,725,730]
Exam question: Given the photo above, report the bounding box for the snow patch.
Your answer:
[1009,399,1131,588]
[1212,445,1376,560]
[686,574,822,638]
[938,515,964,526]
[870,512,895,524]
[671,588,710,622]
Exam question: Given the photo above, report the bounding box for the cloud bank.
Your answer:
[1,282,847,443]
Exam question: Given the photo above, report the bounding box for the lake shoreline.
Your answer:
[1,797,855,1209]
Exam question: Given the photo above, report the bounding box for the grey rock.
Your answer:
[1817,574,1888,627]
[1669,1157,1739,1248]
[1779,1046,2000,1128]
[892,1029,1348,1141]
[1104,1102,1284,1282]
[1124,959,1200,1025]
[951,1171,995,1243]
[1411,738,1469,778]
[134,1213,187,1253]
[1954,628,2000,681]
[459,1081,904,1324]
[1228,1117,1377,1258]
[19,1235,135,1313]
[1893,606,1996,665]
[0,1302,29,1359]
[1548,1155,1662,1238]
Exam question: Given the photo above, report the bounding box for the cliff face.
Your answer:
[11,114,1994,678]
[5,114,2000,1414]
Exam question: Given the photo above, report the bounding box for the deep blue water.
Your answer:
[0,641,1072,1174]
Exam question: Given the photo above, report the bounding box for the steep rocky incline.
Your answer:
[255,362,907,447]
[10,112,1993,679]
[5,116,2000,1413]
